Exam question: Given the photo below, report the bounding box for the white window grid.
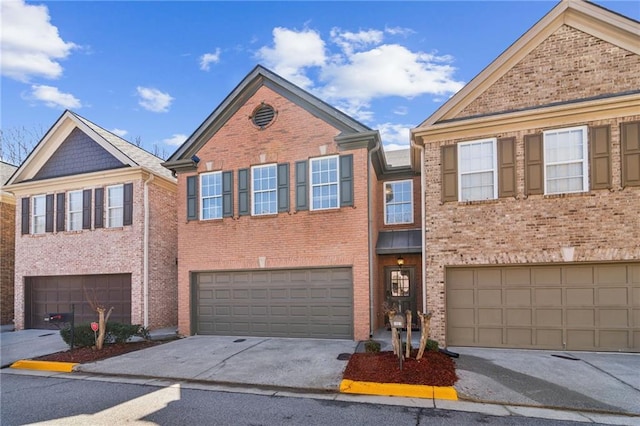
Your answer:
[310,155,339,210]
[252,164,277,216]
[458,138,498,201]
[384,180,413,224]
[200,172,222,220]
[67,190,83,231]
[107,185,124,228]
[543,126,589,195]
[31,195,46,234]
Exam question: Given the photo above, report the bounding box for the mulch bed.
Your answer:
[33,341,164,364]
[343,350,458,387]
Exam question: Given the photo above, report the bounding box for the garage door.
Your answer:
[195,268,353,339]
[446,263,639,352]
[25,274,132,329]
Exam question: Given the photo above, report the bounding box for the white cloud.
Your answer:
[377,123,412,150]
[199,48,221,71]
[257,26,464,123]
[136,86,173,113]
[27,85,82,109]
[111,128,128,137]
[162,133,187,146]
[0,0,77,82]
[256,27,326,88]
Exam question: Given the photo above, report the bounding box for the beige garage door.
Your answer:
[195,268,353,339]
[446,263,639,352]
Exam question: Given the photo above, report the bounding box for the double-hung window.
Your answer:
[310,155,339,210]
[458,138,497,201]
[67,190,83,231]
[31,195,46,234]
[252,164,277,215]
[107,185,124,227]
[544,126,588,194]
[384,180,413,224]
[200,172,222,220]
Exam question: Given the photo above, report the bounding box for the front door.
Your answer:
[385,266,416,327]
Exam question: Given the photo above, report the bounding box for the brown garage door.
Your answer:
[195,268,353,339]
[25,274,131,329]
[446,263,639,352]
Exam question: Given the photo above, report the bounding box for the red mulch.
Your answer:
[33,341,165,363]
[343,350,458,387]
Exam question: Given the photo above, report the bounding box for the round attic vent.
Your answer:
[251,104,276,129]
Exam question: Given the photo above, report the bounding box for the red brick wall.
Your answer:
[458,26,640,119]
[1,196,15,325]
[176,86,372,340]
[13,178,177,330]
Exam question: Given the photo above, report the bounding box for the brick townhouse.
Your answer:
[411,0,639,351]
[164,65,422,340]
[1,161,18,326]
[4,111,178,330]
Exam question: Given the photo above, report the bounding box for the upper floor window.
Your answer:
[310,155,339,210]
[31,195,46,234]
[107,185,124,227]
[252,164,277,215]
[67,190,83,231]
[544,126,588,194]
[384,180,413,224]
[200,172,222,220]
[458,138,497,201]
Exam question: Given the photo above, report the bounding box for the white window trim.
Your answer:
[67,190,83,231]
[31,194,46,234]
[309,155,340,211]
[457,138,498,202]
[106,184,124,228]
[384,179,414,225]
[251,164,277,216]
[543,125,589,195]
[200,171,222,220]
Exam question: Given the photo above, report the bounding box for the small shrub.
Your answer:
[60,322,150,348]
[426,339,439,351]
[364,340,381,353]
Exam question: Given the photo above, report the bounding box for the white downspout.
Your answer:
[143,173,154,328]
[368,139,381,337]
[411,138,427,314]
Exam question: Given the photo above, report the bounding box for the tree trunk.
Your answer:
[405,310,412,359]
[95,306,114,350]
[416,311,433,360]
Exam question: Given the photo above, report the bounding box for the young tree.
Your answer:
[83,286,114,350]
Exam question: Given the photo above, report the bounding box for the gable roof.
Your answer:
[0,161,18,187]
[7,110,174,185]
[163,65,381,172]
[416,0,639,128]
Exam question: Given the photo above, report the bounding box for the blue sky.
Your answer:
[1,0,638,162]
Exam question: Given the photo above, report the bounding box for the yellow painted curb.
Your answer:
[10,360,78,373]
[340,379,457,400]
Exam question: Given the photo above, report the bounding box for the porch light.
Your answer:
[397,256,404,267]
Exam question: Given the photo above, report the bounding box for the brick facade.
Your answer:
[175,85,373,340]
[1,194,16,325]
[13,177,177,330]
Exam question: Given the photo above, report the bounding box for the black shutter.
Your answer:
[222,171,233,218]
[277,163,289,212]
[498,137,516,198]
[56,193,65,232]
[589,125,611,190]
[621,121,640,188]
[21,197,30,235]
[441,145,458,202]
[238,168,250,216]
[524,134,544,196]
[295,160,308,211]
[123,183,133,226]
[187,175,198,221]
[94,187,104,229]
[82,189,92,229]
[339,154,354,207]
[45,194,54,232]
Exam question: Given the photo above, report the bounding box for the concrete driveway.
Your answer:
[1,329,68,368]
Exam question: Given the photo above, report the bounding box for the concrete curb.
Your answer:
[10,360,77,373]
[339,379,458,400]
